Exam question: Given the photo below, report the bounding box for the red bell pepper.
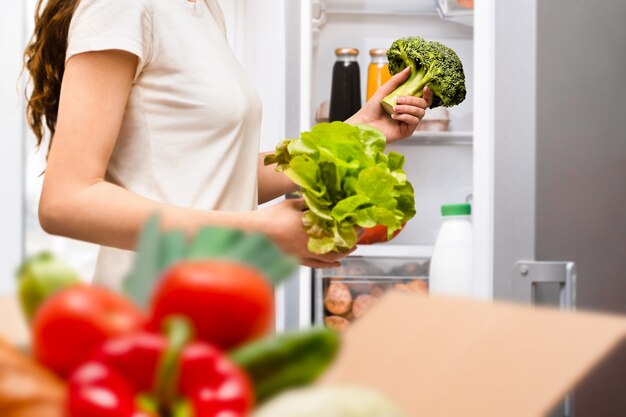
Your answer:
[68,317,254,417]
[148,260,274,350]
[357,224,405,245]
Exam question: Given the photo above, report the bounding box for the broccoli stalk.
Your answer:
[380,57,433,115]
[381,37,467,115]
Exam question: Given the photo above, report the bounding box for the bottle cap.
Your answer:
[335,48,359,56]
[441,204,471,217]
[369,48,387,57]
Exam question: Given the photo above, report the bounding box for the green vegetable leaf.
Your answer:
[122,213,162,307]
[331,195,371,222]
[284,155,325,197]
[265,122,416,255]
[356,166,397,209]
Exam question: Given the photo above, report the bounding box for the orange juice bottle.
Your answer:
[366,49,391,101]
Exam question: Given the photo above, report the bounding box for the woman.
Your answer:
[24,0,432,290]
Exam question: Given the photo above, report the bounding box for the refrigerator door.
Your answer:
[482,0,626,414]
[535,1,626,414]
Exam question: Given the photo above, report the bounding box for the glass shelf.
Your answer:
[351,244,434,258]
[403,131,473,146]
[320,0,473,24]
[324,0,437,16]
[436,0,474,27]
[325,8,437,17]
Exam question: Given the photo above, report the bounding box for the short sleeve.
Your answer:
[204,0,227,36]
[66,0,153,81]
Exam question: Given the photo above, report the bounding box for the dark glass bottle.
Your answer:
[329,48,361,122]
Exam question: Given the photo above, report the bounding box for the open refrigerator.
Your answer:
[282,0,475,330]
[276,0,626,415]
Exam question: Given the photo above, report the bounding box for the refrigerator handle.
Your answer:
[511,261,577,417]
[511,261,577,311]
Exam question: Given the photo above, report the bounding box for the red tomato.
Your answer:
[33,285,146,377]
[148,261,274,350]
[358,224,405,245]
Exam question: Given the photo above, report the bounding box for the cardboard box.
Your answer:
[320,293,626,417]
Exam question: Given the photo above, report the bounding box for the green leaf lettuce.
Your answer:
[264,122,416,254]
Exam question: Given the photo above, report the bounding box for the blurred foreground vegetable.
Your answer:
[16,252,81,321]
[68,317,253,417]
[33,286,146,377]
[231,327,340,404]
[23,221,340,416]
[123,217,297,308]
[148,261,274,350]
[265,122,416,254]
[0,336,66,417]
[253,385,408,417]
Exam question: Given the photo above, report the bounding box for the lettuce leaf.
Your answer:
[265,122,416,254]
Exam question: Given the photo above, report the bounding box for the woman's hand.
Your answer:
[255,199,353,269]
[346,67,433,143]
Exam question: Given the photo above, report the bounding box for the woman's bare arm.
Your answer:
[40,50,261,250]
[39,50,345,267]
[257,152,298,204]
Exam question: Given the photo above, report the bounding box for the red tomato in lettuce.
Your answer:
[358,224,405,245]
[33,285,147,377]
[148,261,274,350]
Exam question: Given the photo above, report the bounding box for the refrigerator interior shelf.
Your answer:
[324,8,438,18]
[436,0,473,27]
[321,0,439,16]
[403,131,473,146]
[351,244,434,258]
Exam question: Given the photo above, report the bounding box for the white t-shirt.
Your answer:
[66,0,263,289]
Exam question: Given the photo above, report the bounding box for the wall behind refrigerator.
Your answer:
[219,0,288,152]
[0,1,26,294]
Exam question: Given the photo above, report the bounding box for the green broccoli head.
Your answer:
[381,37,467,113]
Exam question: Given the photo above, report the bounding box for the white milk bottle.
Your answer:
[429,204,473,296]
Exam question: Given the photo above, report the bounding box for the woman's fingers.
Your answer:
[396,95,429,110]
[393,105,426,119]
[372,67,412,99]
[307,245,357,264]
[310,251,346,263]
[302,258,342,269]
[288,198,307,211]
[391,113,421,127]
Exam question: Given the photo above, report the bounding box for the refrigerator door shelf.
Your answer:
[351,244,433,259]
[322,0,437,16]
[405,131,473,147]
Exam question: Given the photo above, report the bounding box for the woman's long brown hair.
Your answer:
[24,0,81,154]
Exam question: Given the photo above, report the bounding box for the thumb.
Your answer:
[287,198,307,211]
[372,66,411,100]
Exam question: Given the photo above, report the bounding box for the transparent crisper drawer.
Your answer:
[314,256,430,330]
